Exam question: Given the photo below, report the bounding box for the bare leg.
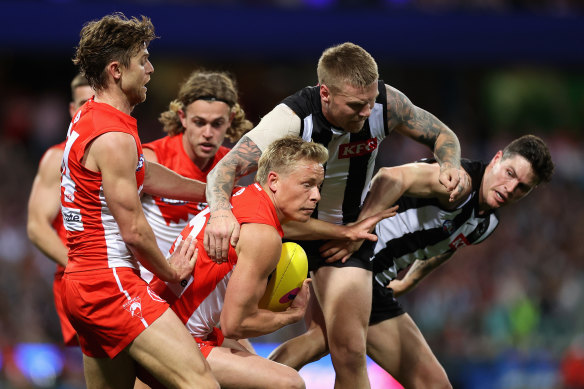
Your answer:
[207,338,305,389]
[128,309,219,389]
[269,288,329,370]
[367,313,452,389]
[84,352,136,389]
[312,266,372,389]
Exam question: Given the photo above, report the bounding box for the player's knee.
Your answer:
[274,368,305,389]
[410,361,451,389]
[173,372,219,389]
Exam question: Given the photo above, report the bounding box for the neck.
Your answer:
[94,88,133,115]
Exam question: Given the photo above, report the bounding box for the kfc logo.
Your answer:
[449,233,470,250]
[339,138,378,159]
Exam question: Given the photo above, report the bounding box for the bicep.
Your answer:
[28,148,63,223]
[93,133,142,225]
[246,104,301,151]
[224,224,282,311]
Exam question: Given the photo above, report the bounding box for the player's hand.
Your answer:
[203,209,240,263]
[168,237,197,282]
[320,239,363,264]
[439,163,470,202]
[387,279,405,297]
[288,278,311,320]
[343,206,398,242]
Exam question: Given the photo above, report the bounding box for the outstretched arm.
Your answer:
[386,84,469,202]
[220,223,310,339]
[388,252,453,297]
[27,147,68,267]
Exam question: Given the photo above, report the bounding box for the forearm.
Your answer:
[433,127,461,169]
[27,221,68,267]
[392,253,452,297]
[222,308,302,339]
[206,136,261,212]
[283,219,349,240]
[143,161,206,202]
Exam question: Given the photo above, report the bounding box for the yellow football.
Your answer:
[258,242,308,312]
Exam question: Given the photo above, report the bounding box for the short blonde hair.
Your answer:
[158,70,253,142]
[317,42,378,92]
[256,136,328,185]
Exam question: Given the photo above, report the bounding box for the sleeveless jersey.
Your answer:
[149,183,283,338]
[282,81,389,226]
[141,133,230,255]
[368,159,499,287]
[60,98,146,273]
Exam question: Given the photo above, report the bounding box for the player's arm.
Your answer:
[89,132,194,283]
[220,223,309,339]
[143,160,205,202]
[388,251,453,297]
[385,84,469,202]
[205,104,300,260]
[282,206,398,241]
[26,147,68,267]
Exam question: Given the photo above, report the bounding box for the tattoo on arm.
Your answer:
[386,85,460,167]
[207,136,261,212]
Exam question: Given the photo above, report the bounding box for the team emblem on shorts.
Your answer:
[123,297,143,319]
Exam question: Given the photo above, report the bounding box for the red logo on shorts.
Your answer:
[338,138,378,159]
[449,233,470,250]
[123,297,143,319]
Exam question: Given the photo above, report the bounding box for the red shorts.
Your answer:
[53,270,78,346]
[62,267,168,358]
[195,327,225,358]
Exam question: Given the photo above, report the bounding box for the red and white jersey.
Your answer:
[141,133,229,255]
[149,183,283,338]
[60,98,145,273]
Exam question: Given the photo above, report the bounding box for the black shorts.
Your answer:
[369,280,405,325]
[294,240,373,273]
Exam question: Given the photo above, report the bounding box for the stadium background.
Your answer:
[0,1,583,388]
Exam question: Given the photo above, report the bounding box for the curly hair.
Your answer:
[158,70,253,143]
[73,13,157,92]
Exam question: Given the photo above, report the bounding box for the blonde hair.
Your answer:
[158,70,253,142]
[256,136,329,185]
[317,42,378,92]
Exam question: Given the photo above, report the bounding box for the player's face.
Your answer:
[68,85,93,118]
[180,100,232,170]
[481,151,538,211]
[272,159,324,223]
[121,45,153,107]
[321,81,378,133]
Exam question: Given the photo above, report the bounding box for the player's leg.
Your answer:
[83,352,136,389]
[208,338,305,389]
[127,308,219,389]
[367,313,452,389]
[268,284,329,370]
[312,265,372,389]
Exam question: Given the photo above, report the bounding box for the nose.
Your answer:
[505,180,519,197]
[146,60,154,74]
[359,104,372,118]
[311,187,321,202]
[202,124,213,138]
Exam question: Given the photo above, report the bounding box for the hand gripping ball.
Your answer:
[258,242,308,312]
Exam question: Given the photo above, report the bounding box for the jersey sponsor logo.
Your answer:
[449,233,470,250]
[159,197,189,205]
[123,296,143,319]
[136,154,145,172]
[338,138,378,159]
[62,207,84,231]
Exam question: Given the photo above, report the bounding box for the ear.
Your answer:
[267,171,279,193]
[491,150,503,165]
[107,61,122,82]
[68,102,76,118]
[178,109,187,128]
[320,84,330,104]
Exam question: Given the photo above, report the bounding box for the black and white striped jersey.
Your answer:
[367,159,499,287]
[282,81,390,225]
